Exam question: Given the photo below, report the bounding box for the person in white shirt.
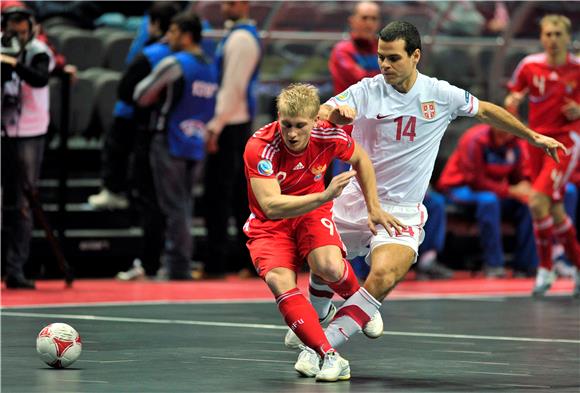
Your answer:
[202,1,261,278]
[293,20,565,375]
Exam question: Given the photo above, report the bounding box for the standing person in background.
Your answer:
[134,12,218,280]
[88,1,183,211]
[328,1,379,178]
[203,1,261,278]
[1,6,54,289]
[505,14,580,297]
[329,1,380,99]
[87,2,181,281]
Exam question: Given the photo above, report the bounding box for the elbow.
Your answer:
[263,207,282,220]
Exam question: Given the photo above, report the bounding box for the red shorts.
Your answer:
[527,131,580,202]
[243,205,346,279]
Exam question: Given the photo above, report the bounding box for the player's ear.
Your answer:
[412,49,421,65]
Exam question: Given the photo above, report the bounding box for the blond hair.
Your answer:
[540,14,572,36]
[276,83,320,119]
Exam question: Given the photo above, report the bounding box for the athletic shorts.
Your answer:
[243,204,346,279]
[527,131,580,202]
[333,184,427,265]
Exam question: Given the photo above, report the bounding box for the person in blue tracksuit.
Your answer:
[134,12,218,280]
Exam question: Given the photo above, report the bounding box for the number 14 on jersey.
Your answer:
[394,116,417,142]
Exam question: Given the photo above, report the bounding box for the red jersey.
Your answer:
[507,53,580,135]
[437,124,530,198]
[244,120,355,220]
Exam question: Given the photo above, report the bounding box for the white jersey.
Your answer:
[326,72,479,204]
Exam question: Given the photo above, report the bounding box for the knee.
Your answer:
[477,192,500,210]
[310,257,343,282]
[550,203,567,224]
[264,269,296,296]
[528,193,550,218]
[367,266,398,295]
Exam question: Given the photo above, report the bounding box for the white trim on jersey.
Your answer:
[311,129,349,143]
[261,134,281,161]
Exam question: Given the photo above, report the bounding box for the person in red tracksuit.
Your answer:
[437,124,537,277]
[504,14,580,296]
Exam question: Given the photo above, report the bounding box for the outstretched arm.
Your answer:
[476,101,566,162]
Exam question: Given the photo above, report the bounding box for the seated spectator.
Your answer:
[437,124,537,277]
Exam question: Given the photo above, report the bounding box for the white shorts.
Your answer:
[333,184,427,265]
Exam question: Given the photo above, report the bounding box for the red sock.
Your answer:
[554,217,580,268]
[325,259,360,299]
[533,216,554,269]
[276,288,332,356]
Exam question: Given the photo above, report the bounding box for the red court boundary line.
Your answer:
[1,274,575,308]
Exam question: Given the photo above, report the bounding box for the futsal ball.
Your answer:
[36,323,82,368]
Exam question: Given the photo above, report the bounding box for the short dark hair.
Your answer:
[149,2,182,35]
[379,21,421,56]
[171,12,202,44]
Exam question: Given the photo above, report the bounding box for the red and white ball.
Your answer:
[36,323,82,368]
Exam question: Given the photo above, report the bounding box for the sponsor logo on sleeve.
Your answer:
[336,91,350,101]
[257,159,273,176]
[464,91,470,103]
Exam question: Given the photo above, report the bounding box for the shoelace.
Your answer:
[322,352,338,369]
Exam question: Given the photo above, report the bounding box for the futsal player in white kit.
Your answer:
[292,21,566,375]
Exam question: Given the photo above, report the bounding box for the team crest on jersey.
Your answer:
[565,81,576,94]
[311,164,327,181]
[336,91,350,101]
[257,159,273,176]
[421,101,436,119]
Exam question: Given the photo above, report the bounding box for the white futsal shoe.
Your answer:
[532,267,557,297]
[284,304,337,349]
[294,345,320,377]
[88,188,129,210]
[316,351,351,382]
[363,311,383,338]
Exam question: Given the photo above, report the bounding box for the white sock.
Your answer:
[325,287,380,348]
[309,273,334,319]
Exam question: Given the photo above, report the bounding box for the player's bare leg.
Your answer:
[324,244,414,348]
[364,244,415,301]
[529,191,557,296]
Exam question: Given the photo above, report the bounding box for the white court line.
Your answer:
[54,379,108,384]
[78,360,137,364]
[465,370,531,377]
[3,311,580,344]
[201,356,294,364]
[1,292,569,310]
[454,360,510,365]
[495,383,551,388]
[434,350,492,355]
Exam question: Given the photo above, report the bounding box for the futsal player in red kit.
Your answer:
[243,83,403,382]
[505,14,580,296]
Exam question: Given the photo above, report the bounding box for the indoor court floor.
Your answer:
[1,275,579,393]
